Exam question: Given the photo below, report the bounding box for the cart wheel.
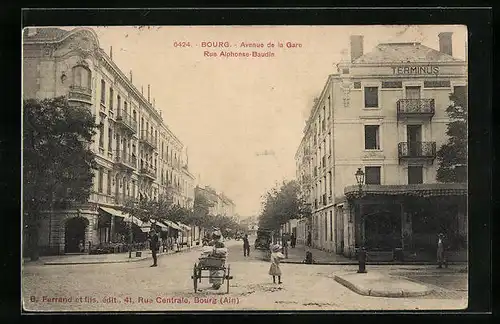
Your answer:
[198,267,202,283]
[193,264,198,293]
[226,265,231,294]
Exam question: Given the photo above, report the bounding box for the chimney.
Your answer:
[350,35,364,62]
[148,84,150,102]
[438,32,453,56]
[129,70,133,82]
[141,86,143,95]
[27,27,37,37]
[110,46,113,60]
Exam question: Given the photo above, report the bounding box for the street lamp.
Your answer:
[355,168,365,196]
[354,167,367,274]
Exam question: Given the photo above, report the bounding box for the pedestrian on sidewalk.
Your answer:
[437,233,448,269]
[281,233,289,259]
[269,244,285,284]
[290,233,296,248]
[243,234,250,257]
[149,229,159,267]
[78,240,84,253]
[307,231,312,247]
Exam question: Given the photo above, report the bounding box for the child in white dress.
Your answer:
[269,244,285,284]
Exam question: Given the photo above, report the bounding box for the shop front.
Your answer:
[341,183,467,261]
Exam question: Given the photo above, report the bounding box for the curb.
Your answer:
[271,259,466,266]
[42,246,201,265]
[334,275,433,298]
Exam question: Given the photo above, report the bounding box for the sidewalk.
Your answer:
[281,244,352,264]
[23,245,202,266]
[278,244,466,265]
[334,271,433,298]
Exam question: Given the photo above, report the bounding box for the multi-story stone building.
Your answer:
[295,31,467,260]
[23,27,196,254]
[194,186,236,217]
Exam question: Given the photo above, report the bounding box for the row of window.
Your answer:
[97,122,181,168]
[364,165,424,185]
[99,79,182,163]
[353,81,452,90]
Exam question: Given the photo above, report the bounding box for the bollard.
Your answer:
[357,247,367,273]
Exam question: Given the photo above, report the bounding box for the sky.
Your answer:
[75,25,466,218]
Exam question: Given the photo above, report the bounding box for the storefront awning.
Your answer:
[344,183,467,199]
[122,213,145,227]
[177,222,191,231]
[161,219,183,231]
[151,220,169,231]
[99,207,125,218]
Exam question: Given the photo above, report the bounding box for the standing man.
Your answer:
[307,231,312,247]
[281,233,289,259]
[290,232,296,248]
[149,228,159,267]
[437,233,448,269]
[243,234,250,257]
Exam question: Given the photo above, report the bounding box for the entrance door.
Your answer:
[407,125,422,157]
[65,217,87,253]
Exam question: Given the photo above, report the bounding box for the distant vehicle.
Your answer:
[254,229,272,250]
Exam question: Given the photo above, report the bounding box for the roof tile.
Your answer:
[354,43,462,64]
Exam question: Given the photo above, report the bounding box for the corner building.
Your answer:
[23,27,196,254]
[295,32,467,261]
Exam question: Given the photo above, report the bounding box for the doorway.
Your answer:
[65,217,88,253]
[407,125,422,157]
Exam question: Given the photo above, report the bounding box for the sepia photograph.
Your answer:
[22,24,468,311]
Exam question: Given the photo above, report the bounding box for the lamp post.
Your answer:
[128,217,133,259]
[355,168,367,273]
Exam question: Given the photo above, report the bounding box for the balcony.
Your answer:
[140,164,157,180]
[397,99,435,119]
[398,142,437,162]
[116,110,137,134]
[68,85,92,105]
[114,151,137,170]
[90,192,115,205]
[140,131,157,150]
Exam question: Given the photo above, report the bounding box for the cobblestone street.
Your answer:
[22,239,467,311]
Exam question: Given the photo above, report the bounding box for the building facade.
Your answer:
[194,186,236,217]
[295,31,467,260]
[23,27,196,254]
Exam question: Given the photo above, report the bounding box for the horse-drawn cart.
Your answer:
[191,256,233,294]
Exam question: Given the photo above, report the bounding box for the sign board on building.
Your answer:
[392,66,439,75]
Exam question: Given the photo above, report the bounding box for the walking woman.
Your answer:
[269,244,285,284]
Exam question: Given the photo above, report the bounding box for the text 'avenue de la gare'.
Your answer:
[199,41,303,58]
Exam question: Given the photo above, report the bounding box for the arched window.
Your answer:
[72,64,91,89]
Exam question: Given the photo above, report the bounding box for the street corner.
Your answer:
[334,271,433,298]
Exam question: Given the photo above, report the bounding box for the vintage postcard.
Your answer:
[22,25,468,312]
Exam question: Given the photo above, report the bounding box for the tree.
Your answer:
[23,97,97,260]
[258,180,311,231]
[436,86,468,183]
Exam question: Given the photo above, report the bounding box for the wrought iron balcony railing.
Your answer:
[114,151,137,170]
[116,110,138,133]
[140,165,157,179]
[140,131,157,149]
[68,85,92,104]
[397,99,435,118]
[398,141,437,159]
